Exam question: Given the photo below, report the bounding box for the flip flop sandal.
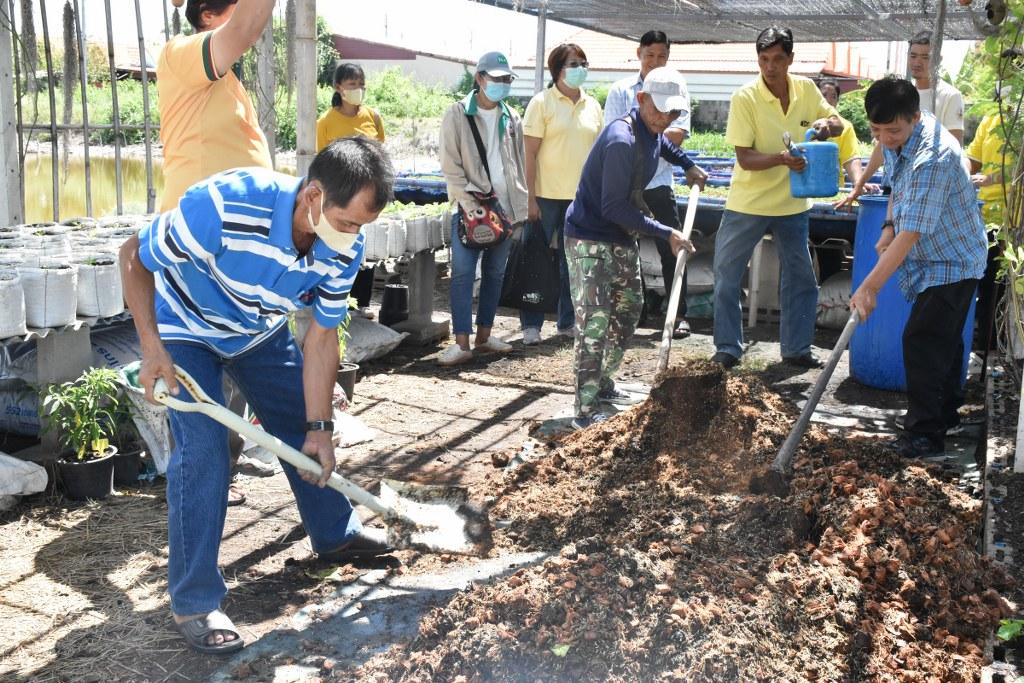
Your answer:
[226,484,246,507]
[175,609,245,655]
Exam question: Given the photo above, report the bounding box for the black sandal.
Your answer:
[175,609,245,655]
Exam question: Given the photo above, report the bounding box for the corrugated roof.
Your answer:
[476,0,992,43]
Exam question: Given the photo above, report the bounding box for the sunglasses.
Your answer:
[565,60,590,69]
[486,74,515,84]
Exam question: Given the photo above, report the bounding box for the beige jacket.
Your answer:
[439,92,529,224]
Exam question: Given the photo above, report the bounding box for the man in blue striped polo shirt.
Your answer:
[119,138,394,654]
[850,76,987,460]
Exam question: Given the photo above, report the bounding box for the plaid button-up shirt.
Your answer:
[886,113,987,299]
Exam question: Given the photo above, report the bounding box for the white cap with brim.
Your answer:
[641,66,689,113]
[476,51,515,78]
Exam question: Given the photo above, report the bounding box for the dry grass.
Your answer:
[0,490,180,682]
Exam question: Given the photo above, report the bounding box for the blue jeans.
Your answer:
[520,198,575,332]
[165,326,361,616]
[449,216,515,336]
[712,209,818,359]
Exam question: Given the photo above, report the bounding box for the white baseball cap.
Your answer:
[641,67,689,113]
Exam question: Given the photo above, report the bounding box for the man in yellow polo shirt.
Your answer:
[817,79,863,186]
[158,0,275,212]
[711,27,842,369]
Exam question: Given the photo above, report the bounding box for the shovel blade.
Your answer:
[379,479,492,555]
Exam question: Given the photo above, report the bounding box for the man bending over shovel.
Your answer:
[119,138,395,654]
[849,76,987,460]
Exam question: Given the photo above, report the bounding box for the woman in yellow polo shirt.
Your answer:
[316,63,385,314]
[520,43,603,345]
[316,63,385,151]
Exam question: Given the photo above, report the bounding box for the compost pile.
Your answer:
[342,361,1010,683]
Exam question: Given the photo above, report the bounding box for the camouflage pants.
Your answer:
[566,237,644,416]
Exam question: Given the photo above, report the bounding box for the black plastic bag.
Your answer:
[499,222,561,314]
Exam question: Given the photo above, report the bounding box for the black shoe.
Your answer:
[597,385,643,406]
[783,353,823,369]
[319,527,394,562]
[672,320,691,340]
[711,351,739,369]
[886,434,945,459]
[572,412,610,430]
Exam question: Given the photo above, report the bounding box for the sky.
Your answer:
[20,0,977,80]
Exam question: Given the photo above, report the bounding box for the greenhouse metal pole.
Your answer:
[930,0,946,115]
[0,1,21,225]
[295,0,316,177]
[292,0,316,343]
[103,0,123,214]
[39,0,60,221]
[73,0,92,216]
[256,19,276,168]
[534,4,546,94]
[134,0,156,213]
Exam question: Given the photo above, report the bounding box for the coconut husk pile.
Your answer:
[337,361,1010,682]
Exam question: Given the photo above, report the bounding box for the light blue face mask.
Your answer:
[483,81,511,102]
[564,66,588,88]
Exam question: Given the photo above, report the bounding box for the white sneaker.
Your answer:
[476,337,513,354]
[557,326,576,338]
[522,328,541,346]
[438,345,472,366]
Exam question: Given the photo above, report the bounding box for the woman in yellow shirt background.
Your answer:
[316,63,385,152]
[316,62,385,315]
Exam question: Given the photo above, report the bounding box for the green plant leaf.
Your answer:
[998,619,1024,641]
[550,643,571,657]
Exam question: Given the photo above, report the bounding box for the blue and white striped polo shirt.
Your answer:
[138,168,363,356]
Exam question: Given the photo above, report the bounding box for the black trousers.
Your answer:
[903,278,978,444]
[643,185,687,318]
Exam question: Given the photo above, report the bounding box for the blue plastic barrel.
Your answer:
[849,195,975,391]
[789,130,840,198]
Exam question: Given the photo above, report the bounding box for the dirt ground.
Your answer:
[0,294,1007,682]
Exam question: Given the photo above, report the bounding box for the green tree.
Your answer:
[837,85,870,143]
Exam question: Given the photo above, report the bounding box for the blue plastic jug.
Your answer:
[788,128,839,198]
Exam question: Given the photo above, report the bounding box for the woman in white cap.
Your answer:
[438,51,529,365]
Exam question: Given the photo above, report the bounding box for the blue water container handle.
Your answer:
[803,128,817,142]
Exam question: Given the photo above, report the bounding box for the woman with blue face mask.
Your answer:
[519,43,603,347]
[438,51,529,366]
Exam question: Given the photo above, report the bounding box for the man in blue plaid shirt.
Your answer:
[850,76,987,459]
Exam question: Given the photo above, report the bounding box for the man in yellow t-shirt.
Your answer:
[966,112,1012,224]
[157,0,275,212]
[711,27,842,370]
[966,108,1015,348]
[817,79,863,186]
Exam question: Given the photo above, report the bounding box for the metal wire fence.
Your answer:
[0,0,176,222]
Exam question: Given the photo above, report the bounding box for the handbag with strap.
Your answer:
[499,221,561,314]
[455,109,515,250]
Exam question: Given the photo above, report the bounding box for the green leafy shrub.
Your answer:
[837,84,870,144]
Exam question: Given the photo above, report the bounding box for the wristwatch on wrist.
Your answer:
[881,219,895,230]
[305,420,334,433]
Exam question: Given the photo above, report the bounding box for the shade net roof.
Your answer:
[477,0,992,43]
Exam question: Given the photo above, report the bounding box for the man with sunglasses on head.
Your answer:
[711,26,843,370]
[604,30,703,339]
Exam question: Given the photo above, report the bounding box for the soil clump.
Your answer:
[335,360,1010,682]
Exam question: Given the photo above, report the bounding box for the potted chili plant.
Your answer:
[43,367,122,500]
[337,297,360,401]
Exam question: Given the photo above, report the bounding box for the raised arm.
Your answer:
[209,0,276,78]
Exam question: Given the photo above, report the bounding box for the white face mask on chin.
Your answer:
[308,192,358,253]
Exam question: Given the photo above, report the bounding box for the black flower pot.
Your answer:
[379,284,409,327]
[336,362,359,402]
[112,446,143,487]
[56,446,117,501]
